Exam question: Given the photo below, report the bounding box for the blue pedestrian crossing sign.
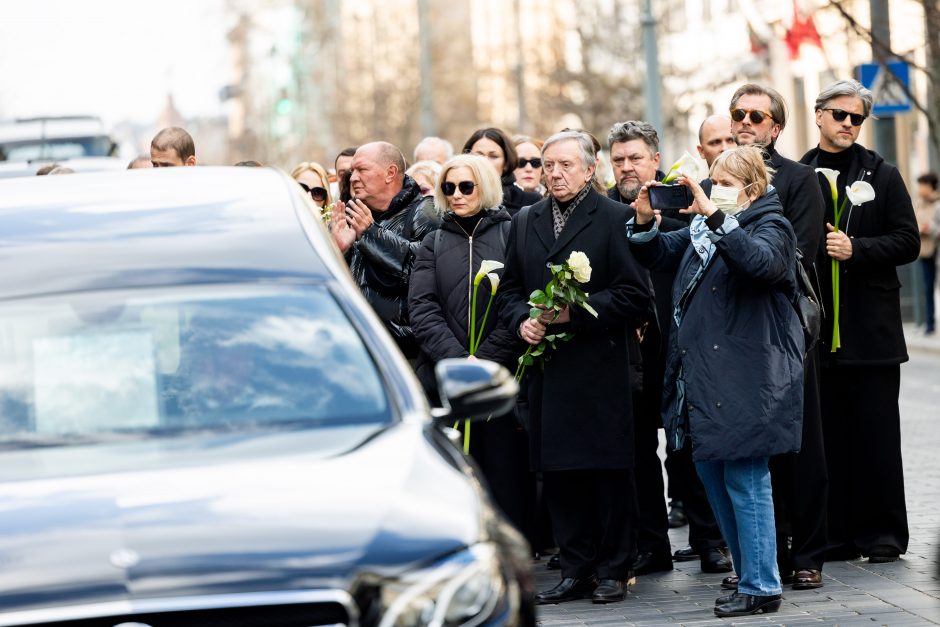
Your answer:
[858,62,911,115]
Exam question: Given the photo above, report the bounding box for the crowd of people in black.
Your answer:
[117,78,925,618]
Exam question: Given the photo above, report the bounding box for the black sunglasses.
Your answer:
[518,157,542,169]
[730,108,775,125]
[824,108,866,127]
[441,181,476,196]
[299,182,328,202]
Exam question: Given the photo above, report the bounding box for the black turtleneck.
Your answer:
[816,147,853,205]
[453,211,484,236]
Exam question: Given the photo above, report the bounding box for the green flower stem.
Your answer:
[829,198,847,353]
[462,419,470,454]
[473,294,495,355]
[469,280,481,355]
[831,258,841,352]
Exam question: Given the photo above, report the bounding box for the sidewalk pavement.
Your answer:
[905,322,940,356]
[534,348,940,625]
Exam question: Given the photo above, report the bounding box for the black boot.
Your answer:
[713,592,782,617]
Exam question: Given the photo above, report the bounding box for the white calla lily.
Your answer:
[814,168,839,193]
[486,273,500,294]
[661,151,705,184]
[474,259,504,283]
[845,180,876,206]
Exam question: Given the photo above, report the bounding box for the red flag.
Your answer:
[784,1,824,60]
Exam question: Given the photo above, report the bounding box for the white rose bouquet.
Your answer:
[515,250,598,381]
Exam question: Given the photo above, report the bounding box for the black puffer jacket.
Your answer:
[408,207,522,397]
[347,175,440,358]
[502,173,543,216]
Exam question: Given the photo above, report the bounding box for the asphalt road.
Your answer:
[534,349,940,626]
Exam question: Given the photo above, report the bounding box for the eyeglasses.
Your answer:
[518,157,542,169]
[823,108,866,127]
[441,180,476,196]
[299,182,328,202]
[730,108,775,125]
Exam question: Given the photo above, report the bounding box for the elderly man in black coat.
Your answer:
[498,130,650,604]
[800,79,919,564]
[728,83,828,590]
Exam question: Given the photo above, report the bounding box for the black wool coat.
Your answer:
[800,143,920,365]
[497,188,651,471]
[408,207,522,398]
[501,173,544,216]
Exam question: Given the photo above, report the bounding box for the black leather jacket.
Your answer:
[346,175,440,358]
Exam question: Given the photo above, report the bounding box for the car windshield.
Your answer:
[0,135,114,162]
[0,285,393,448]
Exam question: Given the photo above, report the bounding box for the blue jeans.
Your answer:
[696,457,781,596]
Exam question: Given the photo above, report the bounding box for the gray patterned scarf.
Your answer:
[551,183,591,238]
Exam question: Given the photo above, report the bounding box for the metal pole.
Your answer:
[417,0,435,138]
[513,0,528,135]
[869,0,896,166]
[641,0,663,135]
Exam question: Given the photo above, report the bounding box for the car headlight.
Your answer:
[377,543,518,627]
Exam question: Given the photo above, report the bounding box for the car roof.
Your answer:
[0,167,334,300]
[0,116,107,143]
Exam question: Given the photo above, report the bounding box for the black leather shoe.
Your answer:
[868,545,900,563]
[667,500,688,528]
[535,577,597,604]
[672,545,699,562]
[721,575,739,590]
[700,547,733,573]
[632,550,674,575]
[713,592,782,617]
[546,554,560,570]
[592,579,626,604]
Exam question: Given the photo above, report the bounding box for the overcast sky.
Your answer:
[0,0,229,126]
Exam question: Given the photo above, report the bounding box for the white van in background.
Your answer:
[0,116,125,178]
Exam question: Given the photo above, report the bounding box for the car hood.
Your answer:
[0,422,482,614]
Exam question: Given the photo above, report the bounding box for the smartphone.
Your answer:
[648,184,693,210]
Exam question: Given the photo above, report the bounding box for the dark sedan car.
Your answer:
[0,167,532,627]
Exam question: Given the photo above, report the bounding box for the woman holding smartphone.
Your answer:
[627,145,804,617]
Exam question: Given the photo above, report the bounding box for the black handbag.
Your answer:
[793,250,823,355]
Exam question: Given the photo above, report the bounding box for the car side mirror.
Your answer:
[431,358,518,424]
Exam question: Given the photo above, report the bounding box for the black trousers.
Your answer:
[770,347,829,572]
[820,363,909,555]
[634,407,671,557]
[667,444,726,552]
[543,468,638,580]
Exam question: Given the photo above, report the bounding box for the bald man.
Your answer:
[331,141,440,358]
[696,115,735,167]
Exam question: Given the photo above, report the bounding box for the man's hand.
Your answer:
[519,318,547,346]
[538,305,570,325]
[826,223,854,261]
[346,198,374,239]
[330,200,356,253]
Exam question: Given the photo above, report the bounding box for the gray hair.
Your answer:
[607,120,660,153]
[413,136,454,161]
[814,79,874,118]
[542,130,597,168]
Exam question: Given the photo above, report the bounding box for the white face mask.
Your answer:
[710,183,753,216]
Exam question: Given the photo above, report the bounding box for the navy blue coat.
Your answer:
[630,190,804,462]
